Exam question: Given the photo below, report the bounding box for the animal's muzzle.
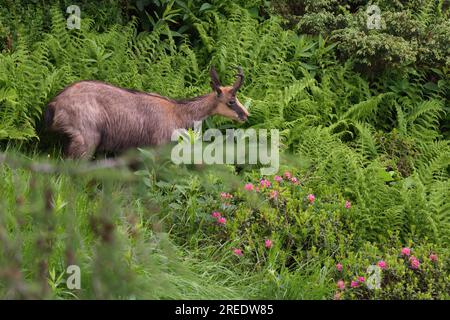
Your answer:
[239,113,248,121]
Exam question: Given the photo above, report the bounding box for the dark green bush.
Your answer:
[273,0,450,74]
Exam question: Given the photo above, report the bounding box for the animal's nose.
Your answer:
[240,114,248,122]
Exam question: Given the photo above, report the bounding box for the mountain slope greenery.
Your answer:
[0,1,448,299]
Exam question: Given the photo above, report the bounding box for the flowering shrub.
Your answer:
[333,245,450,300]
[145,165,450,300]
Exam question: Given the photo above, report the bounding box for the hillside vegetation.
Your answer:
[0,0,448,299]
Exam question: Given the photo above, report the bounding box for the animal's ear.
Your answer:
[210,66,222,96]
[230,66,244,95]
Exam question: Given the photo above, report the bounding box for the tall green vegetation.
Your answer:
[0,1,448,299]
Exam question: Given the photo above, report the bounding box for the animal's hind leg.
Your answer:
[65,131,100,159]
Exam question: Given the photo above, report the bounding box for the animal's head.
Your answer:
[210,66,249,122]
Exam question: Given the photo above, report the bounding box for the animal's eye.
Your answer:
[227,100,236,107]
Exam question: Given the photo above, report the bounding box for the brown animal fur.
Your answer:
[45,68,248,158]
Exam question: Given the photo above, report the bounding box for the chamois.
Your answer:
[44,67,248,158]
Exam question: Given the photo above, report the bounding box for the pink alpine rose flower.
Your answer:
[377,260,387,269]
[211,211,221,219]
[284,171,292,179]
[337,280,345,290]
[217,217,227,225]
[260,179,271,188]
[336,263,343,272]
[358,277,365,283]
[307,194,315,204]
[265,239,272,249]
[401,247,411,256]
[244,183,254,191]
[291,177,299,184]
[429,254,438,262]
[410,256,420,269]
[274,175,283,183]
[233,248,243,256]
[350,281,359,288]
[220,192,233,199]
[345,200,351,209]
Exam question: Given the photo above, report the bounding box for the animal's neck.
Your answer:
[174,93,217,128]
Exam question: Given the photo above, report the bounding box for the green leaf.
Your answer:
[199,3,213,12]
[376,169,395,182]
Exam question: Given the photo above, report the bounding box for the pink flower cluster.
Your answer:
[409,256,420,269]
[307,194,315,204]
[211,211,221,219]
[429,253,438,262]
[337,278,366,290]
[345,200,351,209]
[244,183,261,192]
[282,171,300,185]
[401,247,411,256]
[334,259,386,293]
[233,248,243,256]
[349,277,365,288]
[400,247,422,269]
[220,192,233,200]
[243,173,303,203]
[244,183,254,191]
[211,211,226,225]
[333,247,440,297]
[260,179,271,188]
